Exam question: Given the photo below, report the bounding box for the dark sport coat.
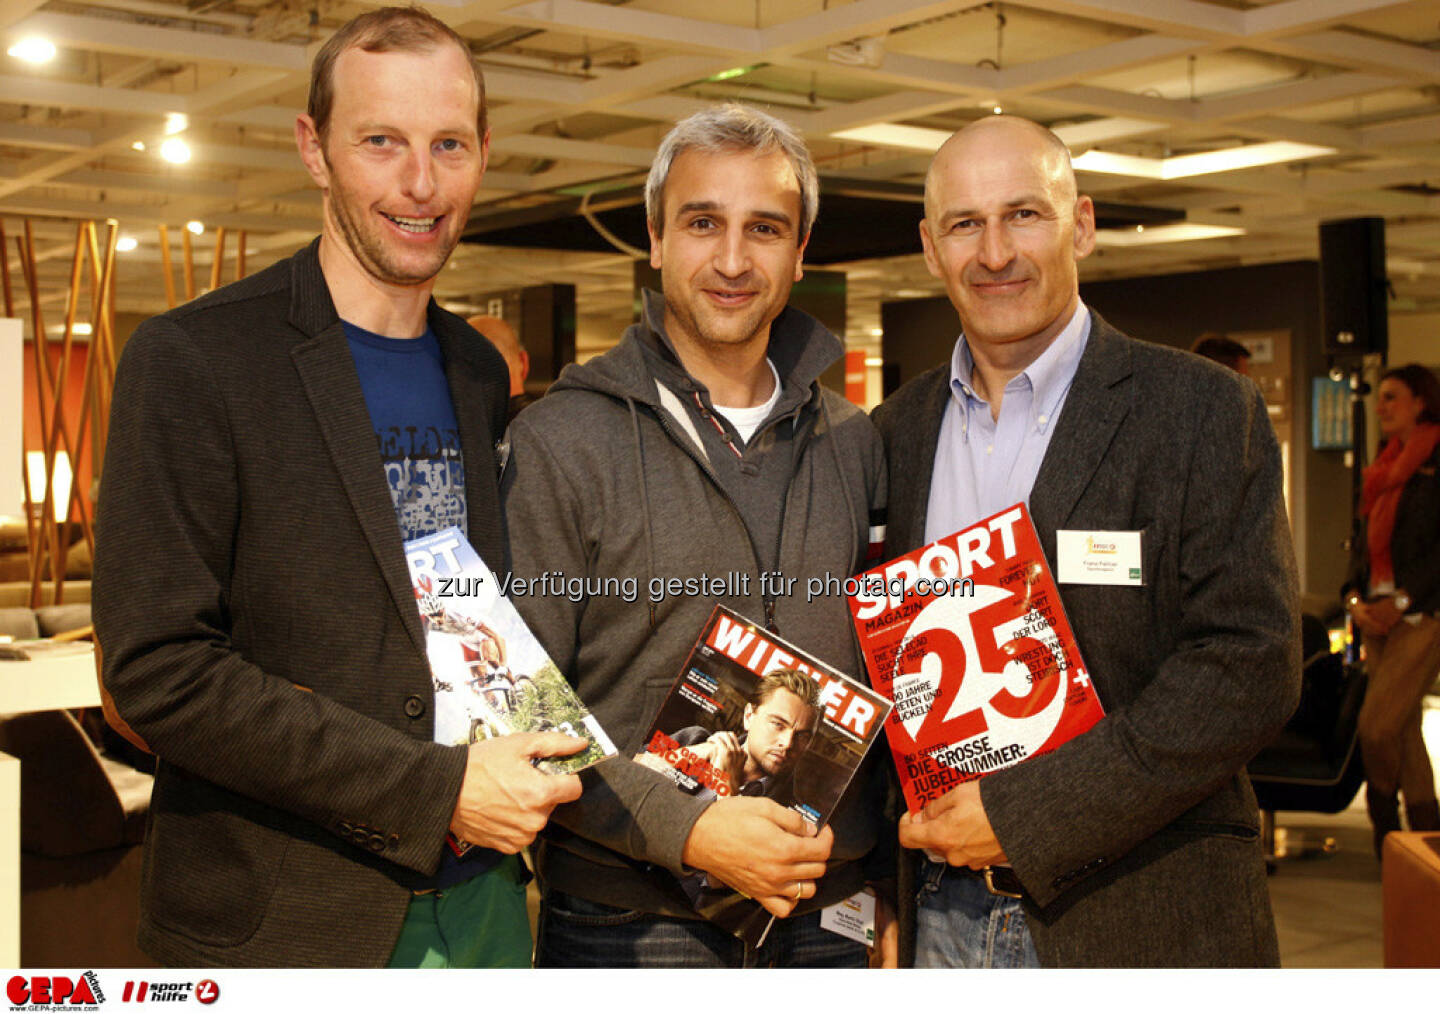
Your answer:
[93,240,510,966]
[875,311,1300,967]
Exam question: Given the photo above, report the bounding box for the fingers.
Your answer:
[522,731,590,758]
[711,731,741,751]
[758,894,798,918]
[897,811,931,852]
[545,772,583,806]
[756,879,815,919]
[922,784,965,819]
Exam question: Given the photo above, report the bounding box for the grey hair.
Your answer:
[645,103,819,243]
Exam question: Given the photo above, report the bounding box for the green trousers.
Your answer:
[387,855,532,968]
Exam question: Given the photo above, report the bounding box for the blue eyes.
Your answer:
[362,136,465,152]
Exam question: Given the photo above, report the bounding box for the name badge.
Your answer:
[820,888,876,946]
[1056,529,1143,586]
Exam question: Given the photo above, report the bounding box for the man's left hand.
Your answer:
[898,780,1007,869]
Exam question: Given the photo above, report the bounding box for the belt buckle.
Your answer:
[982,866,1023,900]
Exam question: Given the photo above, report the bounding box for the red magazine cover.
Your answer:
[848,503,1103,813]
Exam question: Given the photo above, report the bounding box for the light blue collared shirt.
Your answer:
[924,302,1091,543]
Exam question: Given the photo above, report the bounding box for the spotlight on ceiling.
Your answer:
[7,37,56,64]
[116,236,138,253]
[160,137,191,164]
[186,220,204,235]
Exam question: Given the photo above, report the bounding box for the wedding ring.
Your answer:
[794,882,803,902]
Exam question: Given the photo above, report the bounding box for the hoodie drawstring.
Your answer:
[820,396,860,574]
[628,397,659,629]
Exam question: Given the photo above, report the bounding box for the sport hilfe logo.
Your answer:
[119,980,219,1004]
[6,973,103,1007]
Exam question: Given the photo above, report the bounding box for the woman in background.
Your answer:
[1345,363,1440,856]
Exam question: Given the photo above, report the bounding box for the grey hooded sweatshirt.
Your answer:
[501,290,888,918]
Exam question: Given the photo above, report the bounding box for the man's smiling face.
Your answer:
[920,119,1095,358]
[649,146,808,356]
[309,42,486,290]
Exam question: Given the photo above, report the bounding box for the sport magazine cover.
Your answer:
[847,503,1103,813]
[404,527,617,854]
[635,604,892,947]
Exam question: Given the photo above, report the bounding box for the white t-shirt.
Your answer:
[712,359,782,445]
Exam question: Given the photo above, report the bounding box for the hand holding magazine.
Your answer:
[634,605,892,946]
[404,528,617,856]
[848,504,1104,814]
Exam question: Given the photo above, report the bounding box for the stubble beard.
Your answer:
[323,149,456,288]
[328,193,453,287]
[664,267,778,353]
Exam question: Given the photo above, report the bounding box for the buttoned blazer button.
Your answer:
[404,695,426,718]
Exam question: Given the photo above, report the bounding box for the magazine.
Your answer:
[848,503,1103,813]
[635,604,892,947]
[404,527,617,855]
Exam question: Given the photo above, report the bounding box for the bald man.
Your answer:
[468,314,534,421]
[874,116,1299,967]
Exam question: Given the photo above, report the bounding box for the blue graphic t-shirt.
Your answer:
[344,322,466,540]
[346,321,500,889]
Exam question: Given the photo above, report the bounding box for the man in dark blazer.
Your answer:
[876,116,1299,967]
[92,7,581,968]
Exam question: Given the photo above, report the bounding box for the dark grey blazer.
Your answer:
[874,312,1300,967]
[93,240,511,966]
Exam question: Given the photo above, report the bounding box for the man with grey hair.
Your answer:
[875,115,1298,966]
[502,103,892,967]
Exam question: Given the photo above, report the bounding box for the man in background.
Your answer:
[1191,332,1253,375]
[469,313,535,420]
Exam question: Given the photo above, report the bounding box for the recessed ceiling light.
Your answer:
[160,137,191,164]
[131,140,146,152]
[1074,141,1335,180]
[164,112,188,135]
[73,322,93,336]
[186,220,204,235]
[116,236,138,252]
[992,105,1003,115]
[831,123,950,152]
[8,37,56,64]
[1094,223,1244,246]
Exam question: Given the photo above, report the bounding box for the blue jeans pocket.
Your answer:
[544,891,648,927]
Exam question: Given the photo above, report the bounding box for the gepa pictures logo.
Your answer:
[6,972,103,1008]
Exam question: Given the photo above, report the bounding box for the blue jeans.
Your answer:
[914,859,1040,968]
[536,890,869,968]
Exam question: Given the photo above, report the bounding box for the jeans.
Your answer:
[536,890,869,968]
[914,859,1039,968]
